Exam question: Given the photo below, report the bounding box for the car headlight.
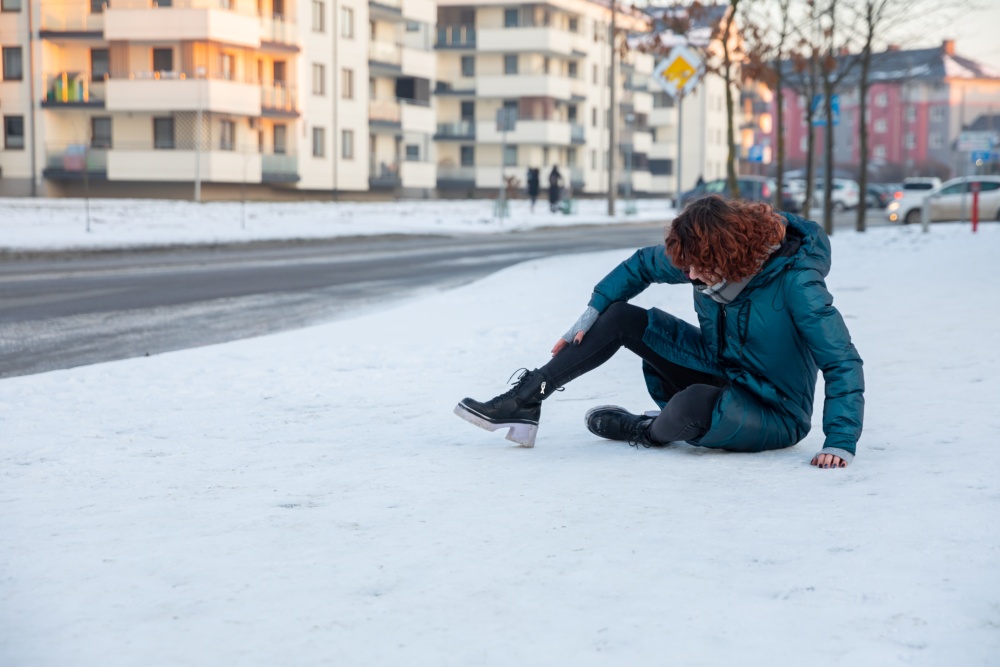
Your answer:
[887,201,900,212]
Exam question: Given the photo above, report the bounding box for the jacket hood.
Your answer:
[781,213,832,278]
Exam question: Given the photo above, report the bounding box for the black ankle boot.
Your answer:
[585,405,658,448]
[454,369,554,448]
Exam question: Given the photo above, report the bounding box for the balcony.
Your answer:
[369,41,402,73]
[436,24,475,49]
[478,75,571,101]
[436,165,475,188]
[476,118,574,145]
[570,123,585,145]
[43,146,108,180]
[435,121,475,140]
[104,0,262,49]
[370,158,401,188]
[400,160,435,188]
[369,99,402,131]
[42,73,106,108]
[261,83,298,117]
[262,154,298,182]
[400,99,435,134]
[369,0,402,22]
[107,72,262,116]
[103,147,264,183]
[39,5,103,35]
[260,14,299,49]
[477,27,575,56]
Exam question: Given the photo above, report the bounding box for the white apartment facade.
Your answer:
[433,0,654,196]
[1,0,674,199]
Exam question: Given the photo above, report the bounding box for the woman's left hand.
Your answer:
[811,453,847,468]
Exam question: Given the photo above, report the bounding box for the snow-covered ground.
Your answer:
[0,197,673,252]
[2,221,999,666]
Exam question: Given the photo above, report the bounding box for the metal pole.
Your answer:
[498,124,507,220]
[26,0,39,196]
[194,68,204,202]
[675,92,683,208]
[84,145,91,232]
[607,5,617,216]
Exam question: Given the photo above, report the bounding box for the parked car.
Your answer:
[885,175,1000,224]
[781,179,808,213]
[813,178,861,210]
[680,176,800,212]
[865,184,893,208]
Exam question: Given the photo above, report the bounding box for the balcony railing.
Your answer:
[370,159,401,187]
[261,15,298,45]
[436,24,476,48]
[369,99,401,124]
[44,72,106,105]
[437,165,475,184]
[369,0,401,9]
[108,0,239,9]
[435,121,475,138]
[44,146,109,175]
[261,83,297,113]
[262,153,298,181]
[368,41,402,66]
[570,123,585,144]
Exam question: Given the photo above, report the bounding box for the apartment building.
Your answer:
[433,0,653,197]
[2,0,666,199]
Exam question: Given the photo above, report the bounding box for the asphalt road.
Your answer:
[0,208,889,379]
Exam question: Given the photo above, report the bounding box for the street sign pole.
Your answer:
[676,91,683,209]
[652,45,703,210]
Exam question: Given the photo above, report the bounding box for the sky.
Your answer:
[904,1,1000,71]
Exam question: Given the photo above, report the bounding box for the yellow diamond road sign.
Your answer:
[653,45,703,98]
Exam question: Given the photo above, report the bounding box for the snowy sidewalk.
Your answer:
[1,223,998,666]
[0,197,674,252]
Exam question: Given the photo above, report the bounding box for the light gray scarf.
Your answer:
[693,243,782,304]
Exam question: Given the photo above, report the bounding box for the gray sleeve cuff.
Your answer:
[817,447,855,464]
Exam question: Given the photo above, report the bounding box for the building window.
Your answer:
[91,117,112,148]
[2,0,22,11]
[273,124,287,154]
[460,145,474,166]
[341,68,353,98]
[342,129,354,158]
[461,55,475,77]
[312,0,324,32]
[312,63,325,95]
[341,6,353,38]
[929,132,943,148]
[89,48,109,80]
[90,0,103,13]
[220,120,234,150]
[405,144,420,161]
[930,106,945,121]
[503,144,517,166]
[906,106,916,122]
[312,127,325,157]
[874,118,887,133]
[874,92,887,107]
[504,55,517,75]
[592,107,597,127]
[568,61,578,78]
[590,148,596,169]
[2,47,22,80]
[567,147,576,167]
[3,115,24,149]
[504,8,518,27]
[460,100,474,121]
[873,145,886,159]
[592,64,598,84]
[568,17,578,32]
[152,48,173,74]
[800,136,807,152]
[905,133,915,149]
[153,118,175,149]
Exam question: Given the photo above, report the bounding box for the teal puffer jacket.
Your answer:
[587,214,864,458]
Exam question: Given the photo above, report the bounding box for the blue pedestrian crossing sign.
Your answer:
[811,95,840,127]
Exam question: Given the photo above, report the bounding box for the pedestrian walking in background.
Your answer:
[527,168,540,212]
[548,166,563,213]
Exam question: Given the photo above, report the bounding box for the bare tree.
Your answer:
[718,0,743,198]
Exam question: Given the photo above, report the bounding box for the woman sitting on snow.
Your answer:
[454,195,864,468]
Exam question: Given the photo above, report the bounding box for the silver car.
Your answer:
[886,176,1000,225]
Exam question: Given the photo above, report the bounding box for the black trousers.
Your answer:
[540,302,727,443]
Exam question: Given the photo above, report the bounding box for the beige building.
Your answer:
[433,0,653,196]
[1,0,661,199]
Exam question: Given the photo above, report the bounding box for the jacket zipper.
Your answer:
[717,303,727,358]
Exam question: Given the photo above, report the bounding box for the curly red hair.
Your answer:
[665,195,786,282]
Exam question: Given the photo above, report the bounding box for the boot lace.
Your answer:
[489,368,563,406]
[626,417,656,449]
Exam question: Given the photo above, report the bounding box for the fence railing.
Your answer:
[368,41,402,66]
[435,121,475,138]
[261,83,297,112]
[369,99,401,124]
[436,24,476,48]
[45,146,109,172]
[260,15,298,44]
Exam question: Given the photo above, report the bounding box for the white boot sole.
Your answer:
[454,403,538,448]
